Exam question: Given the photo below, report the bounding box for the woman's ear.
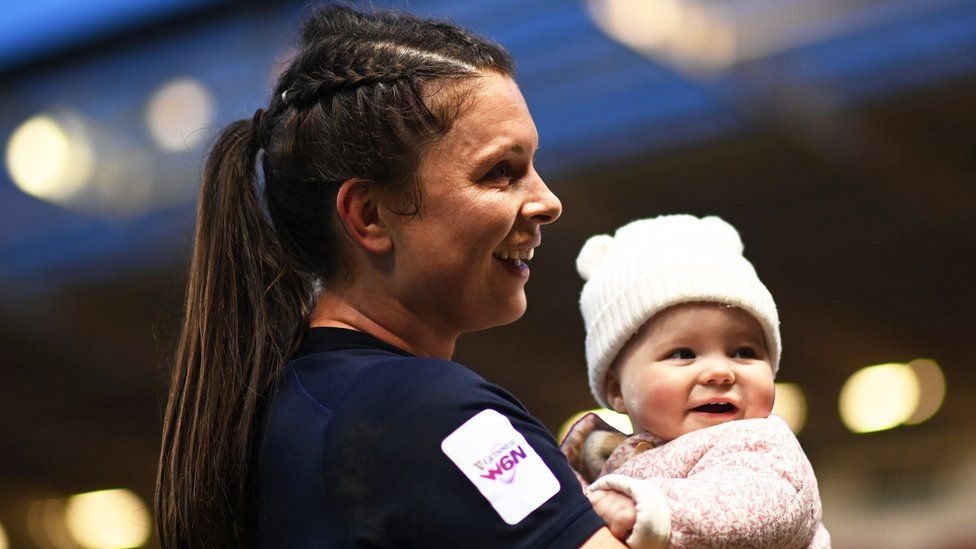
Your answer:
[605,368,627,414]
[335,178,392,254]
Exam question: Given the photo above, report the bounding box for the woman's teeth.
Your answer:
[494,248,534,261]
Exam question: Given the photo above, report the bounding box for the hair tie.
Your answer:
[251,108,268,149]
[252,108,266,130]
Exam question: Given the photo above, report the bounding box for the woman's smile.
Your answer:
[493,244,538,277]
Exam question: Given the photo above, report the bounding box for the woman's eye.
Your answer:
[483,161,512,181]
[667,348,695,360]
[732,347,757,359]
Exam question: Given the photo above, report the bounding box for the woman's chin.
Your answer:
[502,302,528,326]
[476,294,528,330]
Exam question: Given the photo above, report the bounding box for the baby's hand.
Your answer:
[589,475,671,549]
[588,488,636,541]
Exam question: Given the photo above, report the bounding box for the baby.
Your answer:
[562,215,830,548]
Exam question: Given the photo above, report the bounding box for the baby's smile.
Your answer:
[690,401,738,414]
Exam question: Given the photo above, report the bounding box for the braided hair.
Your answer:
[155,5,513,547]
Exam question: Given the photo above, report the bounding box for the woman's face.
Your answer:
[383,73,562,337]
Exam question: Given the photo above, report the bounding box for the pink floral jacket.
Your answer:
[562,415,830,548]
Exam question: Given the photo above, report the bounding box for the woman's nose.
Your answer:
[521,169,562,224]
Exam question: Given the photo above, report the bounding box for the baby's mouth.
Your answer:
[691,402,738,414]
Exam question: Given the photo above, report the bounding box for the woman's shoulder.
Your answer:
[287,343,521,420]
[295,345,491,386]
[365,356,526,417]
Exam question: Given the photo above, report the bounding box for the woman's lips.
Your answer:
[494,255,530,276]
[493,246,535,277]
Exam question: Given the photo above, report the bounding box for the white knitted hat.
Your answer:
[577,214,781,408]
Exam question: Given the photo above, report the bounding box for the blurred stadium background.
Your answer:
[1,0,974,547]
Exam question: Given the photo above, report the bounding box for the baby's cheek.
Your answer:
[621,380,659,419]
[638,381,684,414]
[750,385,777,418]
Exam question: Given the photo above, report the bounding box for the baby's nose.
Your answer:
[702,359,736,385]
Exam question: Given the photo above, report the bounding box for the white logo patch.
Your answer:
[441,409,560,525]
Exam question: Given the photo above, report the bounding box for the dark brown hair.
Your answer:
[155,5,513,546]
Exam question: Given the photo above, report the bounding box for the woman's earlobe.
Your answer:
[336,179,392,254]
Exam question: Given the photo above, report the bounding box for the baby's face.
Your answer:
[606,302,775,441]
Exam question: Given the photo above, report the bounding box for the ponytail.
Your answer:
[155,118,311,547]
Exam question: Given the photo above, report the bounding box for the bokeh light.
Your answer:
[64,489,151,549]
[839,363,920,433]
[586,0,736,74]
[27,498,75,549]
[587,0,684,51]
[92,146,157,217]
[146,77,215,152]
[558,407,633,442]
[773,382,808,434]
[0,521,8,549]
[905,358,946,425]
[6,112,94,202]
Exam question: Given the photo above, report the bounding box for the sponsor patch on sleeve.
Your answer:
[441,409,560,525]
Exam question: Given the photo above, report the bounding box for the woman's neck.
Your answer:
[309,287,457,359]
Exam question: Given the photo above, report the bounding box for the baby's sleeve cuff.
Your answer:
[588,474,671,549]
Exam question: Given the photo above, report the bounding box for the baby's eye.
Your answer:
[667,348,695,360]
[731,346,758,359]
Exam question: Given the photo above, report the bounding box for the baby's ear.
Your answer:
[605,369,627,414]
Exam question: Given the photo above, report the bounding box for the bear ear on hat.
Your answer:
[576,234,615,281]
[700,216,745,255]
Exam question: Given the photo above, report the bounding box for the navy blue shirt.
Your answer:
[254,328,604,547]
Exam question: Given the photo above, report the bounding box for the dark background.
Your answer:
[1,1,974,547]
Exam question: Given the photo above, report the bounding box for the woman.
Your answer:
[156,5,626,547]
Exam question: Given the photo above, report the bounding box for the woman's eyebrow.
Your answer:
[470,137,536,166]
